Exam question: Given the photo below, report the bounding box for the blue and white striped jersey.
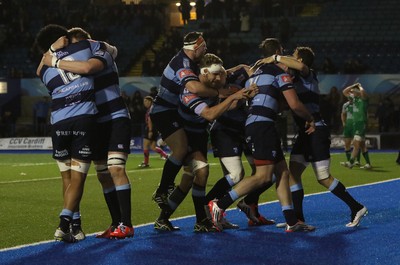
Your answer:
[245,64,294,126]
[178,88,217,133]
[39,40,102,124]
[151,49,200,114]
[292,70,322,127]
[93,42,130,123]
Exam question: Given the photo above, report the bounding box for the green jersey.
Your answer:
[342,101,354,138]
[352,97,368,122]
[342,101,354,125]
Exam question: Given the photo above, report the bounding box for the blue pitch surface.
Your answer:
[1,179,399,265]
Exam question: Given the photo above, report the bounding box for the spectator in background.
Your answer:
[239,8,250,32]
[179,0,192,25]
[326,86,342,133]
[129,91,146,138]
[196,0,205,20]
[321,57,338,74]
[33,96,50,136]
[375,96,394,132]
[139,96,169,168]
[1,109,16,137]
[121,91,131,109]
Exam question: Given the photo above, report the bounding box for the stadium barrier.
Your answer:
[0,137,144,151]
[0,134,384,151]
[285,134,380,150]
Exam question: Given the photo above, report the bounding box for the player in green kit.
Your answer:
[340,96,361,166]
[342,83,372,169]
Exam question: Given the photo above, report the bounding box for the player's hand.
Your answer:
[250,56,275,72]
[229,87,252,100]
[305,120,316,134]
[52,36,69,50]
[244,83,259,98]
[41,53,55,67]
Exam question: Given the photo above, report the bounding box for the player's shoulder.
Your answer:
[259,63,286,76]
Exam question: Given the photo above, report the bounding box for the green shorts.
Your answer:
[353,120,366,138]
[343,123,354,138]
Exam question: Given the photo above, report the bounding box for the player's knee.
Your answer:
[189,159,208,173]
[314,165,330,180]
[71,159,91,174]
[56,159,71,172]
[94,163,109,175]
[227,173,243,185]
[107,153,127,169]
[221,157,244,184]
[226,168,244,185]
[354,135,363,141]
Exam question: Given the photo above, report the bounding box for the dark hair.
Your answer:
[183,31,203,44]
[259,38,281,57]
[295,47,315,67]
[35,24,68,53]
[68,27,91,41]
[199,53,223,68]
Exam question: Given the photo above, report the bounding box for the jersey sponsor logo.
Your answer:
[55,50,69,58]
[94,50,105,56]
[179,69,195,79]
[54,149,69,157]
[281,75,292,83]
[183,94,197,104]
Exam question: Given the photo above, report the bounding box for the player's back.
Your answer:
[93,43,129,123]
[39,40,101,124]
[245,63,294,126]
[292,70,322,127]
[153,50,200,113]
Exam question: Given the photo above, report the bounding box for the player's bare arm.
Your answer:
[200,88,253,122]
[342,83,360,97]
[41,54,104,75]
[186,79,219,98]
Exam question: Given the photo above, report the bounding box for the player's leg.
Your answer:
[313,159,368,227]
